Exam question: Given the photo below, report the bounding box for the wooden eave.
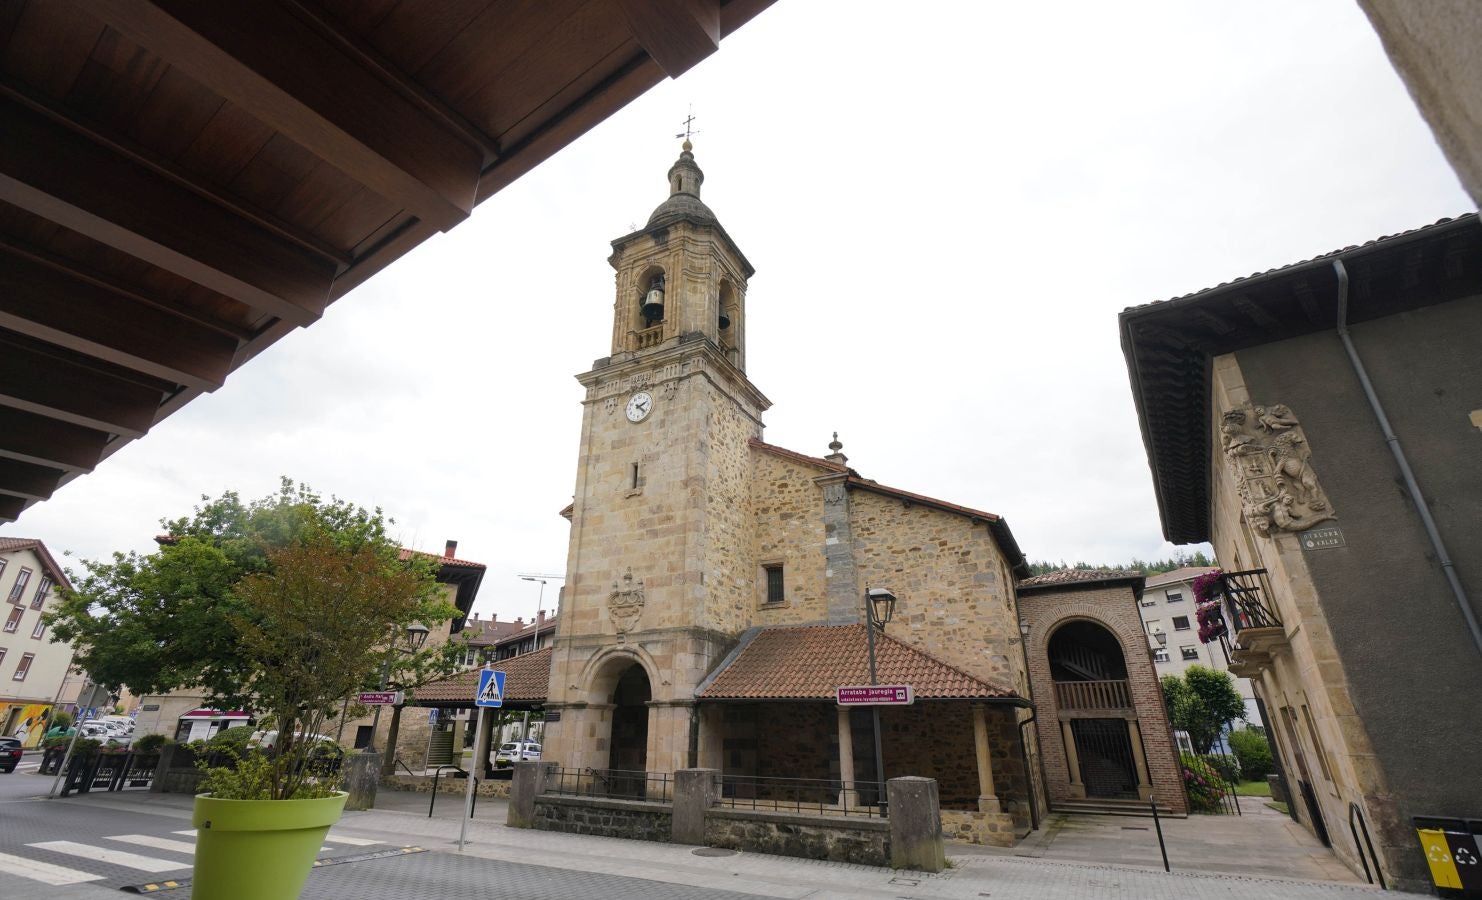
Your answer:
[0,0,775,523]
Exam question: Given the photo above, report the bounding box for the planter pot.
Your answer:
[192,792,347,900]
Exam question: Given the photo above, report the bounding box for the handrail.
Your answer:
[1348,802,1386,889]
[428,764,476,818]
[394,758,417,777]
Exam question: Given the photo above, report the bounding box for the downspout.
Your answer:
[1332,259,1482,662]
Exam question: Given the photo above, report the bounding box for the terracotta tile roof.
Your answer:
[462,620,526,644]
[697,625,1021,702]
[411,647,552,706]
[748,439,850,474]
[1143,566,1219,589]
[1017,568,1143,590]
[398,548,487,569]
[0,536,71,588]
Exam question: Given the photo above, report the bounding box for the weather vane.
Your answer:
[675,107,699,142]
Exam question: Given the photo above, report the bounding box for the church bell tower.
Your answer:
[543,141,771,775]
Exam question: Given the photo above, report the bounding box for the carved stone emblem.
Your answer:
[1220,403,1335,537]
[609,567,645,633]
[822,483,846,505]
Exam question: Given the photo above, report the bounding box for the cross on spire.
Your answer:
[675,108,699,144]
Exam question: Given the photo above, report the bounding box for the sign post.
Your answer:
[460,670,505,851]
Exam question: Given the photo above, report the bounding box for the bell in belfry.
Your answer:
[718,307,731,329]
[641,275,665,326]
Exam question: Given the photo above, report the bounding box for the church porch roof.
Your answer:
[696,624,1024,703]
[409,646,552,707]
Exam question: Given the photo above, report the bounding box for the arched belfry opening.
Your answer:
[607,662,651,793]
[1047,620,1142,799]
[637,266,665,330]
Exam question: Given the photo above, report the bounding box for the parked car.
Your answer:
[1,737,21,773]
[493,741,541,768]
[247,730,341,755]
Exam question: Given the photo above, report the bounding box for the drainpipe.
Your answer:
[1332,259,1482,662]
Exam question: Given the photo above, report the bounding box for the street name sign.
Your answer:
[836,685,914,706]
[357,691,401,706]
[476,669,507,708]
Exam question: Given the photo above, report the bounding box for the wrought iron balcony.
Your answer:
[1054,679,1133,712]
[1207,568,1286,676]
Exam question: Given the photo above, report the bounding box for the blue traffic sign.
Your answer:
[476,669,506,708]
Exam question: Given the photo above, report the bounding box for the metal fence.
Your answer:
[719,775,886,818]
[59,750,161,796]
[546,767,673,802]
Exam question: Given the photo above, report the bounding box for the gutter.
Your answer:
[1333,258,1482,663]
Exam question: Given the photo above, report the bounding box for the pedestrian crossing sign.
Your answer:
[476,669,506,708]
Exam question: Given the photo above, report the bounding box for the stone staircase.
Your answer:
[1052,798,1188,819]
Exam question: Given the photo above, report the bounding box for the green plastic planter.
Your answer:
[191,792,347,900]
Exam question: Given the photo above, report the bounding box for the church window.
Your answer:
[630,463,640,490]
[764,565,785,603]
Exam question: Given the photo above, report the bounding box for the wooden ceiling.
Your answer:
[0,0,773,523]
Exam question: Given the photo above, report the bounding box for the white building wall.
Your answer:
[1138,571,1264,727]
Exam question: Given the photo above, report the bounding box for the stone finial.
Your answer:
[825,432,848,466]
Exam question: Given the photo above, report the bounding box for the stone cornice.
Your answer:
[577,336,771,415]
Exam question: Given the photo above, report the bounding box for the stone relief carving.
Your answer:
[609,567,645,633]
[1220,403,1335,537]
[604,396,618,414]
[822,482,846,505]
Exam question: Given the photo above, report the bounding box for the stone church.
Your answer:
[539,142,1185,842]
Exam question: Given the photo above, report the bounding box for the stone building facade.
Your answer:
[1121,213,1482,892]
[540,144,1189,844]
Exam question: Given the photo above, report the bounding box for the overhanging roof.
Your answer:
[0,0,775,523]
[1119,214,1481,544]
[412,647,552,708]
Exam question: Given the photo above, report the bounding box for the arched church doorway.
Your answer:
[1048,620,1140,799]
[607,663,651,795]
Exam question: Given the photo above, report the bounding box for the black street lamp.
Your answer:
[369,621,430,752]
[864,587,896,811]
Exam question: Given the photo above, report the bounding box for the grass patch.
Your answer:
[1235,780,1271,797]
[1265,801,1290,815]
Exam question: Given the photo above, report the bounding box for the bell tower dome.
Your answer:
[606,140,753,370]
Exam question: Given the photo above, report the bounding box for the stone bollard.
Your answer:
[672,769,720,845]
[508,760,556,828]
[343,751,382,810]
[887,776,946,873]
[1267,774,1290,806]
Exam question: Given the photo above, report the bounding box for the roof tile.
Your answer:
[412,647,552,705]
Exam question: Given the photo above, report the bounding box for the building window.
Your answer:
[1301,703,1335,782]
[8,567,31,603]
[1140,597,1157,607]
[1152,649,1169,663]
[1166,591,1184,603]
[30,575,52,610]
[13,652,34,681]
[1145,619,1161,634]
[3,607,21,633]
[31,618,46,640]
[1180,645,1200,661]
[1171,615,1191,631]
[764,565,785,604]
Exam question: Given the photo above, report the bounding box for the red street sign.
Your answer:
[836,685,914,706]
[357,691,401,706]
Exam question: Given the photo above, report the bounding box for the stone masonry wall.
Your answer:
[879,703,1029,831]
[702,376,764,635]
[533,796,672,842]
[1018,585,1187,814]
[704,808,888,865]
[749,450,829,625]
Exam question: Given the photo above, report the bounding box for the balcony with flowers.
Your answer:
[1194,569,1287,677]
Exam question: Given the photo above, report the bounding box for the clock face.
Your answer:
[625,391,654,423]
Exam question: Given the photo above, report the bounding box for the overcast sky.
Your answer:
[3,1,1469,623]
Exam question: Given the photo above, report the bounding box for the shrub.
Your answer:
[133,733,170,753]
[207,725,256,756]
[1228,728,1274,782]
[1200,753,1241,784]
[50,710,73,732]
[1180,754,1226,813]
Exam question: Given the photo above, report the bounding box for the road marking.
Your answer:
[29,840,189,873]
[325,833,381,846]
[0,850,106,885]
[108,834,198,855]
[172,830,196,836]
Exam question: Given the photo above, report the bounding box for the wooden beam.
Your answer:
[0,458,64,502]
[616,0,720,78]
[0,334,162,437]
[0,494,26,523]
[0,91,333,326]
[89,0,483,231]
[0,247,238,391]
[0,407,110,472]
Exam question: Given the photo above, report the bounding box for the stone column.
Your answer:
[672,768,719,845]
[1127,718,1153,800]
[378,705,403,777]
[837,706,858,808]
[887,776,946,873]
[1062,720,1085,798]
[972,704,1001,813]
[697,705,724,770]
[470,708,494,781]
[507,760,556,829]
[343,751,381,811]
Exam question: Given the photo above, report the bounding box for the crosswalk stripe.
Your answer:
[325,833,380,846]
[107,834,198,855]
[29,840,189,873]
[0,850,106,886]
[172,829,196,836]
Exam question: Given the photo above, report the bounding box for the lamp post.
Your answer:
[864,586,896,811]
[519,575,547,618]
[368,621,430,753]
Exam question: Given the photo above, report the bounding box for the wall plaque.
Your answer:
[1299,524,1346,551]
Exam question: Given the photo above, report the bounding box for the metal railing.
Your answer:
[1054,679,1132,711]
[546,767,672,802]
[428,764,477,818]
[1215,569,1282,635]
[719,774,886,818]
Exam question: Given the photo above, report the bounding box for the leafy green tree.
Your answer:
[47,480,460,716]
[1228,727,1275,781]
[1160,665,1247,754]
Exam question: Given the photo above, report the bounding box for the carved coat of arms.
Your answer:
[1220,403,1335,538]
[609,567,645,633]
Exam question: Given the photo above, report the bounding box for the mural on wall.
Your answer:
[1220,403,1335,537]
[8,703,53,748]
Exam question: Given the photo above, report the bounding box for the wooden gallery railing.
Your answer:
[1054,679,1133,711]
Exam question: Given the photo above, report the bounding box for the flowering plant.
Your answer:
[1191,569,1223,604]
[1196,600,1226,644]
[1180,754,1226,813]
